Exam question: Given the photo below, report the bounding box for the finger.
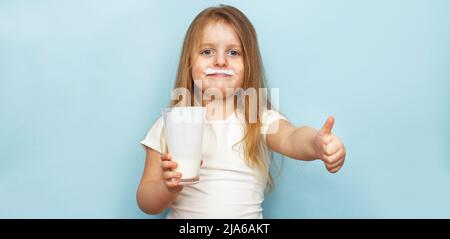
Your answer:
[161,153,171,161]
[327,152,346,169]
[165,178,181,188]
[326,156,345,170]
[329,164,343,174]
[167,184,183,193]
[325,155,344,170]
[319,116,335,135]
[161,161,178,170]
[200,160,204,167]
[317,133,333,146]
[322,148,345,165]
[163,171,181,180]
[323,140,342,156]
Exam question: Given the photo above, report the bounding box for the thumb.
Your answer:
[319,116,335,135]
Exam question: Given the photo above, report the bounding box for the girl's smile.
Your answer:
[207,74,231,78]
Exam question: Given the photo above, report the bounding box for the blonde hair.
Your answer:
[170,5,278,191]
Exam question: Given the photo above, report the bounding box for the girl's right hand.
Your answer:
[160,153,183,193]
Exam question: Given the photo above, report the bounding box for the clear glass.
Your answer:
[161,106,205,185]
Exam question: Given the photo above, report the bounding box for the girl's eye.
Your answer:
[200,49,215,56]
[228,49,241,56]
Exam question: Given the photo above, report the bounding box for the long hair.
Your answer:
[170,5,278,191]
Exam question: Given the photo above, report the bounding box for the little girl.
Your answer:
[138,5,346,219]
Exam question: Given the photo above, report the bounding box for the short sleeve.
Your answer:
[140,116,164,154]
[260,109,288,144]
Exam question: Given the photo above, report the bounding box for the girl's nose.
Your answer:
[213,52,228,68]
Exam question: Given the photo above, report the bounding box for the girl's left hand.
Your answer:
[314,116,346,174]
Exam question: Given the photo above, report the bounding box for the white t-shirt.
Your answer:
[140,109,287,219]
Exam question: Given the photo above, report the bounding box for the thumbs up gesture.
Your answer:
[314,116,346,173]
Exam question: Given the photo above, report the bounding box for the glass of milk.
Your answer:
[162,106,205,185]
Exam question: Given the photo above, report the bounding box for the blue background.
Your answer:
[1,0,449,218]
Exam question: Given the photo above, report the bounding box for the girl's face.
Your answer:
[191,21,244,99]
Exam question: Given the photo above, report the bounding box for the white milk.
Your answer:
[163,107,205,184]
[175,160,200,180]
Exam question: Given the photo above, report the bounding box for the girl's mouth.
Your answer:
[203,68,235,77]
[207,73,232,78]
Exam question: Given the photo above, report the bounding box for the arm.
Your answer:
[136,147,180,214]
[266,116,346,173]
[266,119,319,161]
